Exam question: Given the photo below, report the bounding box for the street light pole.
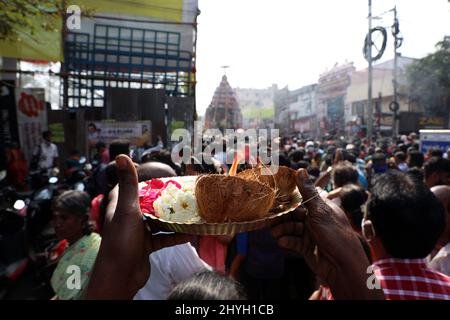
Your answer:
[392,6,399,138]
[367,0,373,142]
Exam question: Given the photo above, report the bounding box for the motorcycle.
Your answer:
[60,156,93,193]
[0,172,64,299]
[0,176,29,298]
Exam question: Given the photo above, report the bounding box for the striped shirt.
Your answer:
[372,258,450,300]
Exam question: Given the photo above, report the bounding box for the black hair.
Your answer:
[145,150,182,176]
[96,141,106,149]
[296,160,310,170]
[53,190,94,235]
[278,153,292,168]
[398,144,408,154]
[407,150,424,168]
[332,161,359,188]
[372,151,386,161]
[368,171,446,258]
[344,150,357,164]
[289,149,304,162]
[307,166,321,178]
[109,140,130,160]
[42,130,52,139]
[181,153,219,175]
[429,148,444,158]
[394,151,407,163]
[424,157,450,179]
[406,167,424,182]
[340,184,368,231]
[167,271,247,300]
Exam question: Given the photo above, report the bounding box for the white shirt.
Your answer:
[428,242,450,277]
[35,142,59,170]
[133,243,211,300]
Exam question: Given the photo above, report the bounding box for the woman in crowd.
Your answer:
[51,190,101,300]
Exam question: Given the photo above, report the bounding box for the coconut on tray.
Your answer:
[138,166,301,235]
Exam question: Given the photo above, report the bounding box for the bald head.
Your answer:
[137,162,176,182]
[431,185,450,213]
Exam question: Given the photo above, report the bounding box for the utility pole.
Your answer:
[367,0,373,142]
[391,6,401,138]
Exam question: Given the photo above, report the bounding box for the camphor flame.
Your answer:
[228,151,244,177]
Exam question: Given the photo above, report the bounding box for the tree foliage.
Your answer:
[0,1,93,41]
[406,37,450,117]
[0,0,64,41]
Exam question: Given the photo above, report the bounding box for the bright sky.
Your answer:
[195,0,450,115]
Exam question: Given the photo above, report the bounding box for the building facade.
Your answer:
[345,56,418,136]
[288,84,318,137]
[234,84,277,129]
[317,62,355,137]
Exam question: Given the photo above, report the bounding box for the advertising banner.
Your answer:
[15,88,48,162]
[87,120,151,148]
[420,130,450,154]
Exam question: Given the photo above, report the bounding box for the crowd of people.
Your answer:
[3,130,450,300]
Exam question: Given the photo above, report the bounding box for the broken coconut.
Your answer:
[237,166,298,211]
[195,174,276,223]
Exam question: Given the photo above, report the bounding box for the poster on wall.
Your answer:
[15,88,47,162]
[86,120,152,159]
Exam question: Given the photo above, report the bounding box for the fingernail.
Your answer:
[116,156,127,169]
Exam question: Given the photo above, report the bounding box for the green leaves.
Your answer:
[0,0,73,41]
[406,37,450,118]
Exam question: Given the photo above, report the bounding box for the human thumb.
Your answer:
[115,154,139,217]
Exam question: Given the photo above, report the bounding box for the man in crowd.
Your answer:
[394,151,408,171]
[362,171,450,299]
[95,142,110,165]
[407,149,424,169]
[32,130,59,174]
[424,157,450,188]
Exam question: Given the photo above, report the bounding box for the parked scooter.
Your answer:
[0,171,65,299]
[0,177,29,298]
[64,156,98,193]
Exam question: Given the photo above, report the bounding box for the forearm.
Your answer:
[329,264,384,300]
[328,235,384,300]
[84,223,141,299]
[84,244,137,299]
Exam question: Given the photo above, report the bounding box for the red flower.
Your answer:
[149,179,164,189]
[164,180,181,189]
[138,178,182,217]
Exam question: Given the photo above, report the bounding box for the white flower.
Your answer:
[154,183,201,223]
